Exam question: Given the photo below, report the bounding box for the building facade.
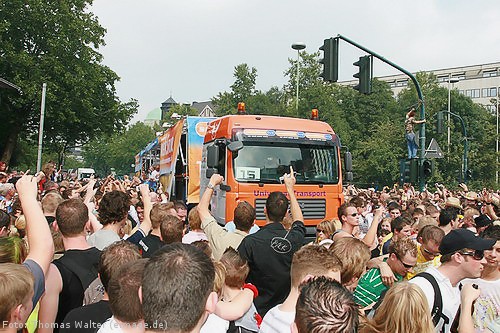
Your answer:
[341,62,500,113]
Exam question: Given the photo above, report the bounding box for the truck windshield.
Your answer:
[232,142,339,184]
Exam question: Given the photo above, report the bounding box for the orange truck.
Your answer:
[200,104,350,235]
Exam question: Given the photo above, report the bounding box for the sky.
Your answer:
[90,0,500,122]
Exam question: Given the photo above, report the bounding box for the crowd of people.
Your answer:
[0,160,499,333]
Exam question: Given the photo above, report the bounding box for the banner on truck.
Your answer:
[159,120,184,193]
[186,117,215,203]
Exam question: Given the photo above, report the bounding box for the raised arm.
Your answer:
[138,184,153,234]
[284,166,303,222]
[362,206,383,247]
[198,174,224,221]
[17,175,54,274]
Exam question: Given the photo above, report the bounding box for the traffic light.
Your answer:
[400,158,418,185]
[319,38,339,82]
[465,169,473,181]
[436,111,444,134]
[422,159,433,178]
[353,55,372,94]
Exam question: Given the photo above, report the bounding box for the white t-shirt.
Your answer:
[200,313,229,333]
[98,317,123,333]
[462,277,500,332]
[259,304,294,333]
[410,266,461,333]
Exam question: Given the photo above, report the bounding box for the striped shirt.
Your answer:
[353,265,403,307]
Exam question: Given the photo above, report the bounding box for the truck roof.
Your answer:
[205,115,335,142]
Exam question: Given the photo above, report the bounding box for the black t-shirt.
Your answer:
[53,247,101,333]
[138,233,164,258]
[238,221,306,316]
[60,300,112,333]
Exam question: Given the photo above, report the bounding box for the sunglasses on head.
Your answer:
[459,249,484,261]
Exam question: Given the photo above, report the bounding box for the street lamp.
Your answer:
[447,75,460,158]
[292,42,306,116]
[496,67,499,184]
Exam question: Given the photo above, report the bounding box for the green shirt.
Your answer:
[353,265,403,307]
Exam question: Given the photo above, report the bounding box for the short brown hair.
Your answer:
[338,203,356,220]
[108,259,147,323]
[329,237,370,284]
[389,237,417,258]
[160,215,184,244]
[41,192,64,214]
[56,199,89,237]
[150,202,175,229]
[99,241,141,291]
[417,225,445,244]
[219,248,249,288]
[0,263,34,326]
[188,207,202,231]
[291,245,341,288]
[233,201,255,232]
[98,191,130,226]
[142,244,215,332]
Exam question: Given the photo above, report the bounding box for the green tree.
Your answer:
[0,0,136,166]
[84,122,156,176]
[212,64,258,115]
[398,72,497,188]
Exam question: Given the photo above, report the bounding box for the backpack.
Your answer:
[57,251,105,305]
[414,272,449,330]
[371,272,449,332]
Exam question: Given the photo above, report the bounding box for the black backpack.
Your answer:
[57,251,105,305]
[371,272,449,332]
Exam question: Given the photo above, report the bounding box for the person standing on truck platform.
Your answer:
[237,166,306,317]
[198,174,256,261]
[405,107,426,159]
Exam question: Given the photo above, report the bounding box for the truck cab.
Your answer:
[201,108,345,235]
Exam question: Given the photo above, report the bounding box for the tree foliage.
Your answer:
[211,53,497,188]
[84,122,156,176]
[0,0,137,166]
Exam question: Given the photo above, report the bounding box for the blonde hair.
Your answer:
[291,245,341,288]
[212,261,226,297]
[360,281,434,333]
[0,263,34,326]
[316,219,337,239]
[329,237,370,284]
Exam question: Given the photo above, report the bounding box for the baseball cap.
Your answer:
[474,214,492,229]
[439,229,495,255]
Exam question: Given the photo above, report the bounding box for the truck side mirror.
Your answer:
[206,145,219,169]
[344,151,353,172]
[227,141,243,152]
[346,171,353,182]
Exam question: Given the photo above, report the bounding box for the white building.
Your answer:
[341,62,500,113]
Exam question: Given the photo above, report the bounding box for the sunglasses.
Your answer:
[459,249,484,261]
[316,228,324,233]
[422,247,440,257]
[396,254,415,269]
[349,213,359,217]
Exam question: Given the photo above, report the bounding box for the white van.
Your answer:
[77,168,95,180]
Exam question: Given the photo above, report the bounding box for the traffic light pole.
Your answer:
[336,34,426,191]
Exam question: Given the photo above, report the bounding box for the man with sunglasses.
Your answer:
[410,228,495,333]
[406,225,445,280]
[353,237,417,308]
